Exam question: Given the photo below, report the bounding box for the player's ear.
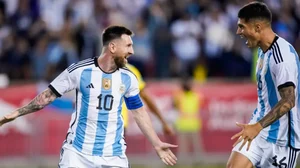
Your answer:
[108,42,116,54]
[254,22,261,33]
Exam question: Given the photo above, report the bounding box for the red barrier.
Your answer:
[0,81,257,157]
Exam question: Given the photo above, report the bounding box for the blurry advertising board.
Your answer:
[0,81,257,157]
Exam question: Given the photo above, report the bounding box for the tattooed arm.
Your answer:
[258,85,295,128]
[0,88,57,126]
[231,85,296,151]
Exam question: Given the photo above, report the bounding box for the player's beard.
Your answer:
[114,56,126,68]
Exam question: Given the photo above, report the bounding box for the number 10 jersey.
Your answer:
[49,57,142,157]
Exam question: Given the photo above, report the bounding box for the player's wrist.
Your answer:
[255,122,263,131]
[153,140,163,148]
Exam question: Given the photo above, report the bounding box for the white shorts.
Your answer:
[233,135,299,168]
[58,141,130,168]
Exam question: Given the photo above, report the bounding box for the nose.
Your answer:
[129,47,134,55]
[236,27,241,35]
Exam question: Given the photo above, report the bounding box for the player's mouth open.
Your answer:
[240,35,249,45]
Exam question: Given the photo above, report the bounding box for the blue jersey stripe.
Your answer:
[289,111,295,147]
[289,45,300,147]
[112,96,124,156]
[250,108,257,121]
[121,72,131,92]
[73,68,93,151]
[111,72,131,155]
[93,73,112,155]
[257,89,265,121]
[265,53,280,143]
[257,51,266,121]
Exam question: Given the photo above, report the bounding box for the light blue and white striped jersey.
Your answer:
[249,36,300,149]
[49,57,143,156]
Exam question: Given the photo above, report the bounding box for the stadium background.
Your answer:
[0,0,299,167]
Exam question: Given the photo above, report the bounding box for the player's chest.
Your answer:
[256,52,272,89]
[79,72,127,98]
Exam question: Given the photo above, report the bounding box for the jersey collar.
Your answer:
[263,35,279,54]
[94,57,118,74]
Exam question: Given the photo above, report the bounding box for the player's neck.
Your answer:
[97,53,118,73]
[259,29,276,52]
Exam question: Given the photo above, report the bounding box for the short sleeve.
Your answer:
[126,64,146,90]
[49,68,77,97]
[270,53,297,90]
[124,74,143,110]
[124,74,140,98]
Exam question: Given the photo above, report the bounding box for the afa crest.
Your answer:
[119,84,125,94]
[102,78,111,90]
[258,58,263,70]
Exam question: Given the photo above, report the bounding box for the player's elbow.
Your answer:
[286,97,295,109]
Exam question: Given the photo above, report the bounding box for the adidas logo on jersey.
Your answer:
[86,83,94,88]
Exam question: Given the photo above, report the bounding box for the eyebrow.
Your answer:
[237,23,244,28]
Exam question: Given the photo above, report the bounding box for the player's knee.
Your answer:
[226,160,237,168]
[226,160,232,168]
[227,159,252,168]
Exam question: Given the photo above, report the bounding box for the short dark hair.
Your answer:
[238,1,272,23]
[102,26,133,46]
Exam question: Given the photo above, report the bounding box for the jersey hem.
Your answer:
[278,81,295,90]
[48,84,62,97]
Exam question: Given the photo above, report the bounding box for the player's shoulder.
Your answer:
[67,57,96,73]
[124,64,141,77]
[270,36,295,64]
[120,66,138,80]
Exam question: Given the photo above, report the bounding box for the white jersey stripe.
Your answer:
[264,54,280,143]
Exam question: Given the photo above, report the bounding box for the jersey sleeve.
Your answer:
[48,67,77,97]
[270,50,297,90]
[124,74,143,110]
[126,64,146,90]
[133,68,146,90]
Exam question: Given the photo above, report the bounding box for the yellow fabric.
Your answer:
[193,65,207,83]
[175,91,202,132]
[122,64,146,128]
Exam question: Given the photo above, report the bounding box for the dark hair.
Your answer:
[238,1,272,23]
[102,26,133,46]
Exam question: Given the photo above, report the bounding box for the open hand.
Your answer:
[154,142,178,166]
[231,122,262,151]
[0,112,19,127]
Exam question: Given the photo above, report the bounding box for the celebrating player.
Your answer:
[0,25,177,168]
[227,2,300,168]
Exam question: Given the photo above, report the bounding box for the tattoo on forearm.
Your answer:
[17,89,57,116]
[259,86,295,128]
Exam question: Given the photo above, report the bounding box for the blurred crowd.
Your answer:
[0,0,299,83]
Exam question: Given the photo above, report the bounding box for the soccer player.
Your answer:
[227,2,300,168]
[0,26,177,168]
[122,63,174,136]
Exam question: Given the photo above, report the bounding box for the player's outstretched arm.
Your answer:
[130,106,178,166]
[231,85,296,151]
[258,85,295,128]
[0,88,57,126]
[139,90,174,135]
